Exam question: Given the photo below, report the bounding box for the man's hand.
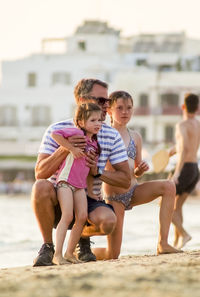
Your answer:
[85,150,98,176]
[68,135,86,150]
[71,147,85,159]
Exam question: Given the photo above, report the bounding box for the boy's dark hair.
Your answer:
[74,78,108,104]
[184,93,199,113]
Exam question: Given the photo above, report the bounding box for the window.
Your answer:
[140,127,146,142]
[161,93,179,106]
[139,94,148,107]
[78,41,86,51]
[165,126,174,143]
[136,59,147,66]
[27,72,37,87]
[31,106,51,126]
[0,106,17,126]
[130,126,146,142]
[52,72,71,85]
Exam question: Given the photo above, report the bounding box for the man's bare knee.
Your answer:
[101,215,117,235]
[32,179,56,205]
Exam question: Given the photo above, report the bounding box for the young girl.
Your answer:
[51,103,102,265]
[92,91,180,260]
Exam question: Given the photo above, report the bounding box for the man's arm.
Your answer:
[86,150,131,189]
[36,134,86,180]
[35,147,69,180]
[100,160,131,189]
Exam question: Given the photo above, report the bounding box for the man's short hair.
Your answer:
[184,93,199,113]
[74,78,108,104]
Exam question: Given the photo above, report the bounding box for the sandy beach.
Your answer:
[0,251,200,297]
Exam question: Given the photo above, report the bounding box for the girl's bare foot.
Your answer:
[157,243,183,255]
[64,254,82,264]
[52,255,69,265]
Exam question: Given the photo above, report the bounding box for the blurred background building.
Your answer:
[1,20,200,188]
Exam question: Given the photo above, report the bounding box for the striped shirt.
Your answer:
[38,119,128,195]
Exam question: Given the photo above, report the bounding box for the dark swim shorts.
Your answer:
[176,162,199,195]
[54,195,114,229]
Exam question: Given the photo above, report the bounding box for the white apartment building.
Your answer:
[1,20,200,157]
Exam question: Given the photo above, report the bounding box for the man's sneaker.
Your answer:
[33,243,55,267]
[76,237,96,262]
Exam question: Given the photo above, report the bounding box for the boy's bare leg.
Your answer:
[172,193,192,249]
[173,226,180,248]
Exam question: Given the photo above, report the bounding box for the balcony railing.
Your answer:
[134,105,182,115]
[161,106,182,115]
[134,107,151,115]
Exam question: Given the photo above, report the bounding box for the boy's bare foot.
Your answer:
[157,243,183,255]
[173,238,179,248]
[64,254,82,264]
[177,234,192,249]
[52,255,70,265]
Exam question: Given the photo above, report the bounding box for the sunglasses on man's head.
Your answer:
[90,96,110,105]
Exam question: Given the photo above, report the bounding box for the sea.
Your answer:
[0,194,200,269]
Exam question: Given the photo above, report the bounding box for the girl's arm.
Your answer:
[51,133,85,159]
[133,131,149,177]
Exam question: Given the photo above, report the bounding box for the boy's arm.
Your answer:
[168,145,176,157]
[174,124,187,175]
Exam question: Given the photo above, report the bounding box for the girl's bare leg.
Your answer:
[93,202,125,260]
[64,189,87,263]
[130,180,181,254]
[53,186,74,265]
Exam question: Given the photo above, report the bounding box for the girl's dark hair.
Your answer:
[108,91,133,123]
[75,102,102,154]
[109,90,133,106]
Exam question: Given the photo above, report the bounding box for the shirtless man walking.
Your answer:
[170,93,200,249]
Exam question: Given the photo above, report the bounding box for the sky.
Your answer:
[0,0,200,62]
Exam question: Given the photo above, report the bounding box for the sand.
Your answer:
[0,250,200,297]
